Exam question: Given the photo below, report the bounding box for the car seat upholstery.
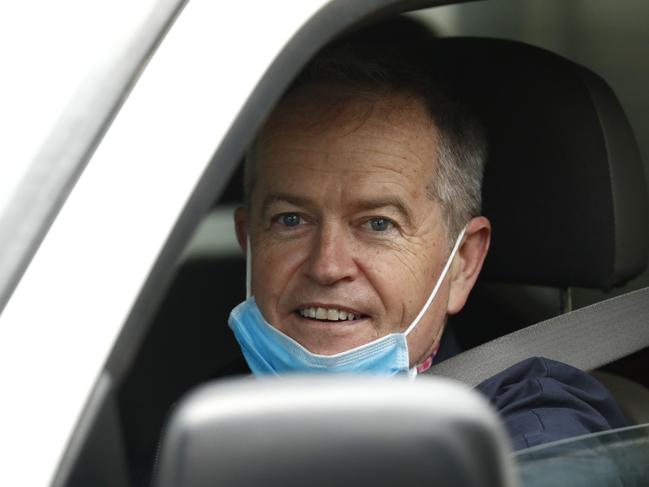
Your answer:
[591,371,649,424]
[117,37,649,484]
[431,38,649,290]
[433,38,649,346]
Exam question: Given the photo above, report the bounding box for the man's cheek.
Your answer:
[383,246,435,289]
[255,242,306,288]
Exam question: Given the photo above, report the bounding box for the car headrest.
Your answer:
[153,376,516,487]
[431,38,648,290]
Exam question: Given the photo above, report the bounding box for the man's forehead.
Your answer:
[257,89,437,170]
[254,145,433,211]
[252,143,435,225]
[246,85,440,217]
[259,84,435,141]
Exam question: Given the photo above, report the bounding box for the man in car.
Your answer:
[227,31,628,450]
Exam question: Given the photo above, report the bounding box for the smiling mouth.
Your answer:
[297,307,364,322]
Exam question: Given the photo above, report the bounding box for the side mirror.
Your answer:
[153,376,517,487]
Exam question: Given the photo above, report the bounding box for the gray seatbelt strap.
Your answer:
[425,285,649,386]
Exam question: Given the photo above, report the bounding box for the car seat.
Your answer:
[433,37,649,344]
[432,37,649,422]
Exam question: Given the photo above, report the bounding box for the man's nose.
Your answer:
[306,222,358,286]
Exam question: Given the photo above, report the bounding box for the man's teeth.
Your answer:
[298,307,360,321]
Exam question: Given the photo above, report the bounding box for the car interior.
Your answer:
[57,4,649,487]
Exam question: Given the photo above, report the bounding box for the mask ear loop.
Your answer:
[404,226,467,336]
[246,235,252,299]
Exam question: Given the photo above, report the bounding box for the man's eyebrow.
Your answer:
[261,193,313,213]
[353,197,415,227]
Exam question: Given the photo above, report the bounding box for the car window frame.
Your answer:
[0,0,186,315]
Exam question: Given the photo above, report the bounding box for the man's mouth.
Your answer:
[297,307,363,322]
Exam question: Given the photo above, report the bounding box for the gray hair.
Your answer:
[426,101,487,241]
[244,32,487,245]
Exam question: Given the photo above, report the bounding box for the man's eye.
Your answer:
[368,217,392,232]
[279,213,302,227]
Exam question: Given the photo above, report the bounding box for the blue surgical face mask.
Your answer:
[228,227,466,376]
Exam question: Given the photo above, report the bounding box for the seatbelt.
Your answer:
[425,285,649,386]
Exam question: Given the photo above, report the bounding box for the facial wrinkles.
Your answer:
[285,231,384,336]
[261,199,396,336]
[260,143,419,182]
[250,90,451,352]
[262,169,434,295]
[258,172,377,314]
[258,154,423,229]
[371,228,445,334]
[359,184,447,326]
[262,99,430,170]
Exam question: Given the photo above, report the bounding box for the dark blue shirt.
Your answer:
[475,356,629,451]
[433,328,629,450]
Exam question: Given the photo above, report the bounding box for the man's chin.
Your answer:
[280,312,379,356]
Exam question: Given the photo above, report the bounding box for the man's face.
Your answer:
[237,87,475,367]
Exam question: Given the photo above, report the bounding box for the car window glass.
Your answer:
[514,423,649,486]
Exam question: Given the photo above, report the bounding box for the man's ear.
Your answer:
[234,206,248,254]
[447,216,491,315]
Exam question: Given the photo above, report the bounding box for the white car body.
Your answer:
[0,1,329,484]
